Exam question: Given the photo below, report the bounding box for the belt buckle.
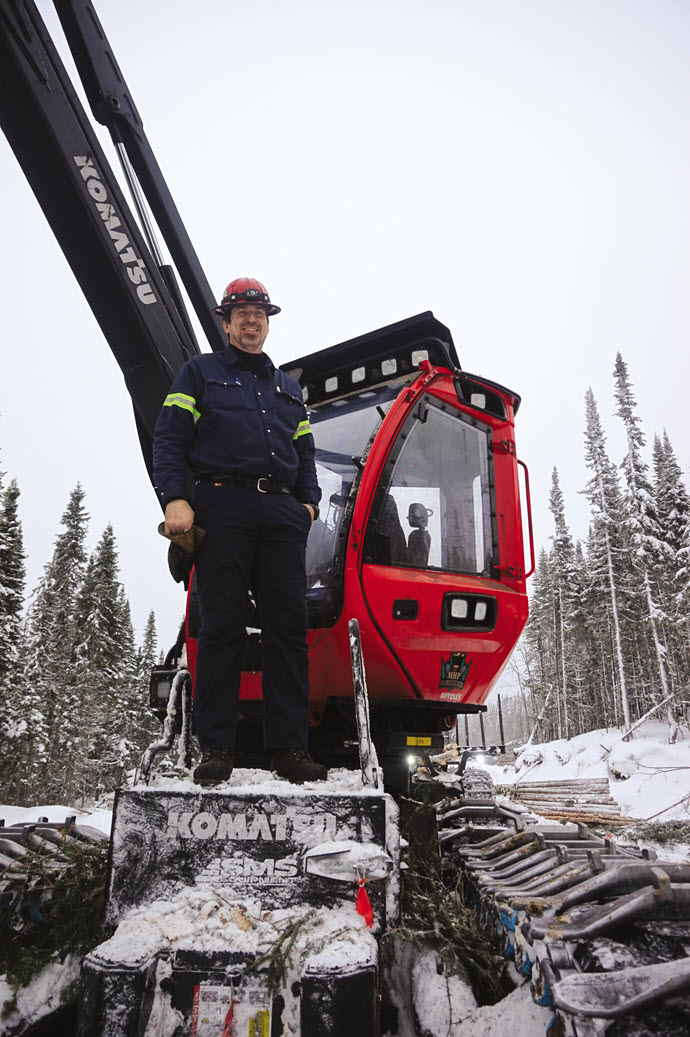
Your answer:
[256,477,269,493]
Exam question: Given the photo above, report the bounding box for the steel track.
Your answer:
[432,768,690,1037]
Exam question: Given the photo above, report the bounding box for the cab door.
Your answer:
[359,392,513,704]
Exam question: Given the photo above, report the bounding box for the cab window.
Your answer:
[364,399,496,576]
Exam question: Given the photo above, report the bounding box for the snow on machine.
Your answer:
[5,5,690,1036]
[0,3,541,1035]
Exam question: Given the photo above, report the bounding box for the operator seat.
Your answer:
[407,502,432,567]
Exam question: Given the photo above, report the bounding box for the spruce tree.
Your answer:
[651,435,682,597]
[0,479,27,797]
[582,388,632,728]
[139,610,158,674]
[567,539,594,733]
[135,609,162,762]
[677,474,690,643]
[0,479,26,688]
[653,431,690,690]
[137,609,158,710]
[523,548,560,741]
[77,525,123,674]
[547,468,575,738]
[17,486,91,802]
[100,592,141,788]
[653,433,690,578]
[72,525,140,799]
[613,354,677,740]
[582,525,623,728]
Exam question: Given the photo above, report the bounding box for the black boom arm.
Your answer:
[52,0,226,356]
[0,0,218,483]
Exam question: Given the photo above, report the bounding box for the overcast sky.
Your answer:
[1,0,688,654]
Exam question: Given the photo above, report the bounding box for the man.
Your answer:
[153,277,325,786]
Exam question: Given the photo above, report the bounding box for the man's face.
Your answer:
[223,304,269,353]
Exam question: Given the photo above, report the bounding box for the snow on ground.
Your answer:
[3,722,690,1035]
[0,955,80,1036]
[0,802,113,836]
[483,718,690,829]
[452,982,552,1037]
[382,938,552,1037]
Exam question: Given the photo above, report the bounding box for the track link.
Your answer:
[434,769,690,1036]
[0,816,108,933]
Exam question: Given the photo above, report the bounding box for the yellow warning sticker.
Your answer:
[406,737,432,746]
[249,1010,270,1037]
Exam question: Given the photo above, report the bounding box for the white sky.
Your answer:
[1,0,689,648]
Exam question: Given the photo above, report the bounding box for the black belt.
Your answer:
[196,474,292,495]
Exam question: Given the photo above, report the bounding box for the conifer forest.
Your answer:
[0,482,160,805]
[0,352,688,805]
[513,353,690,747]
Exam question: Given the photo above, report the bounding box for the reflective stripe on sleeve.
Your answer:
[293,420,311,440]
[164,392,200,424]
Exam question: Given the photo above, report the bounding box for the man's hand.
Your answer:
[165,499,195,535]
[303,504,315,524]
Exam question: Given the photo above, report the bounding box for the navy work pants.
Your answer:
[192,482,311,750]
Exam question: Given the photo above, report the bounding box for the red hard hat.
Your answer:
[213,276,281,317]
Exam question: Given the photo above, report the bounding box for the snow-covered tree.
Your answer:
[72,525,141,799]
[138,609,158,687]
[0,478,27,797]
[7,486,90,802]
[0,482,167,803]
[547,468,576,737]
[0,479,26,689]
[513,360,690,744]
[652,431,690,689]
[96,592,143,788]
[614,354,677,740]
[522,548,561,741]
[653,433,689,567]
[582,387,633,727]
[566,538,598,734]
[75,525,124,673]
[677,479,690,638]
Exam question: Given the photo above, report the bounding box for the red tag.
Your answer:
[357,878,373,928]
[222,998,237,1036]
[191,986,200,1034]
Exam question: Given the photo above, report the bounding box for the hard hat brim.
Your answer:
[214,302,281,317]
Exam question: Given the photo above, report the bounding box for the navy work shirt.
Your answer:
[152,346,321,507]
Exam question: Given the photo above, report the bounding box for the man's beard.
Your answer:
[236,329,265,352]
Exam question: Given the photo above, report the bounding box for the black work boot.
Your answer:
[271,748,327,783]
[193,748,233,786]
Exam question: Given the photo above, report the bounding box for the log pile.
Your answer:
[499,777,630,823]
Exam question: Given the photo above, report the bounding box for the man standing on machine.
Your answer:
[153,277,325,786]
